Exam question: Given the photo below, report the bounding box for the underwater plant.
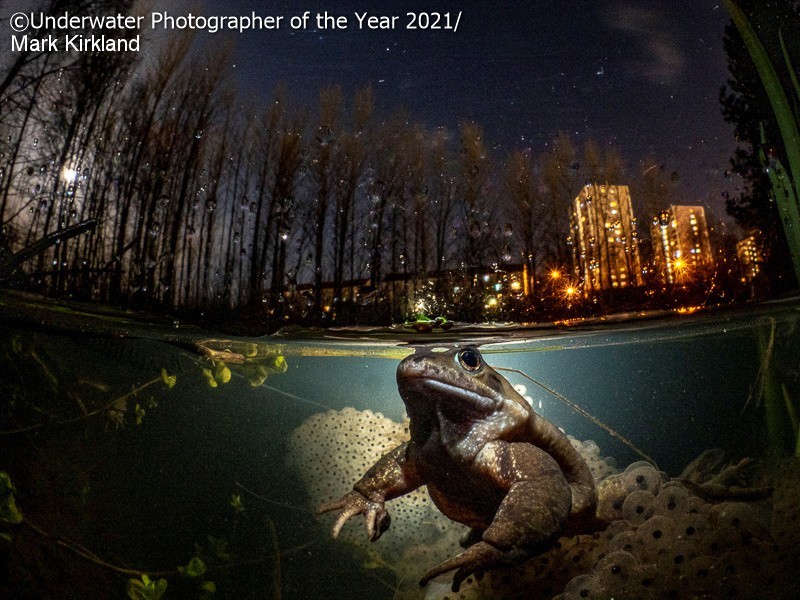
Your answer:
[194,340,288,387]
[126,575,168,600]
[0,471,23,537]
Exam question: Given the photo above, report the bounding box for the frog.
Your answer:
[317,345,598,591]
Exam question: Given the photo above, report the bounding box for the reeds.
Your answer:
[724,0,800,282]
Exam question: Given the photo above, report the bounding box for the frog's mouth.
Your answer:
[415,378,498,412]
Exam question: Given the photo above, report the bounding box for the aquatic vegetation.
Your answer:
[0,471,23,527]
[126,574,167,600]
[237,356,287,387]
[0,350,178,433]
[402,313,453,333]
[745,317,800,461]
[161,368,177,389]
[724,0,800,281]
[202,363,232,388]
[229,493,245,514]
[178,556,207,578]
[195,340,287,387]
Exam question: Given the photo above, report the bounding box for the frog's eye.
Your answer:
[457,348,482,372]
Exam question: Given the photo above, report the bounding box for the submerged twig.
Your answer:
[23,518,170,577]
[497,366,658,467]
[0,376,164,436]
[266,517,282,600]
[235,481,312,513]
[260,384,331,411]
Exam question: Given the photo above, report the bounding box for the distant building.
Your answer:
[736,232,762,282]
[571,184,643,293]
[649,205,714,284]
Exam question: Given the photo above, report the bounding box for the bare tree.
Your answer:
[331,86,372,306]
[309,85,342,318]
[504,149,550,297]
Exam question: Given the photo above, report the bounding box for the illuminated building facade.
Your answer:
[736,233,762,282]
[571,184,643,293]
[650,205,713,284]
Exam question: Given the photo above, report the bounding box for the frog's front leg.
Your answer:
[317,441,421,541]
[421,441,571,592]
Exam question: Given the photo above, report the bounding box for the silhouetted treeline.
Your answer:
[0,1,756,328]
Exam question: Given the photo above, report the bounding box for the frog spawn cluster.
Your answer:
[287,407,464,592]
[287,408,800,599]
[441,460,798,600]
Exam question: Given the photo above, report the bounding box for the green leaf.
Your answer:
[202,368,218,388]
[213,362,231,384]
[134,404,145,426]
[126,575,167,600]
[161,368,177,389]
[0,472,23,525]
[228,494,244,514]
[178,556,207,578]
[200,580,216,594]
[724,0,800,282]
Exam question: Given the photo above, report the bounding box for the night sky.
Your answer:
[3,0,742,221]
[3,0,737,223]
[181,0,738,223]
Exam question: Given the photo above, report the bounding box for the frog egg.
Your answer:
[653,481,690,515]
[512,383,527,396]
[622,464,663,494]
[683,554,718,596]
[623,460,659,473]
[673,511,710,543]
[563,573,605,598]
[596,486,627,523]
[635,515,676,563]
[604,519,633,539]
[621,489,655,523]
[685,494,710,515]
[594,550,640,585]
[655,539,698,579]
[771,458,800,551]
[582,439,601,456]
[562,539,605,574]
[717,572,760,599]
[633,564,665,596]
[608,530,642,556]
[714,502,770,544]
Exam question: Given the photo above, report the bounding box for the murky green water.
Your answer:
[1,294,799,599]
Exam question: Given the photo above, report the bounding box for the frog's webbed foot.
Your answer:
[316,491,391,542]
[419,541,526,592]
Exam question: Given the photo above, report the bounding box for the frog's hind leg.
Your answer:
[421,442,572,592]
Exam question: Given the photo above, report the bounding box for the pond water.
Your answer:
[1,293,799,599]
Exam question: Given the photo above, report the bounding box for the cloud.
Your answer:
[605,3,686,85]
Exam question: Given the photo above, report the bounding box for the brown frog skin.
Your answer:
[317,346,598,592]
